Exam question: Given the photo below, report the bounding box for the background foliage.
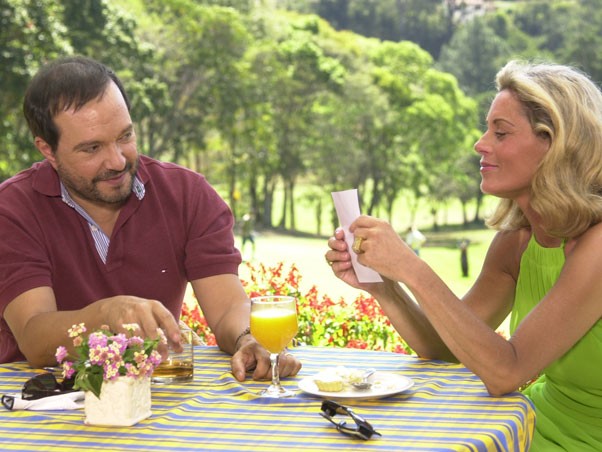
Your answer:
[182,261,415,353]
[1,0,599,236]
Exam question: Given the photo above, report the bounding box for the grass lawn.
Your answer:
[233,225,510,336]
[237,227,496,302]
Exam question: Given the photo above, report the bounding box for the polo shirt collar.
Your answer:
[32,158,148,200]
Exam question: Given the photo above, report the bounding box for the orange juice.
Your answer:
[250,308,298,353]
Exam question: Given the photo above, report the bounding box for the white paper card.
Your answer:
[331,189,382,283]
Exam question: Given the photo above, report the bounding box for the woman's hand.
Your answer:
[350,215,416,282]
[325,227,364,289]
[325,226,385,292]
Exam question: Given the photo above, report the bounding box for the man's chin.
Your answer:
[102,188,133,205]
[93,184,132,205]
[96,173,135,204]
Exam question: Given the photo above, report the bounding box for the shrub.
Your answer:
[181,262,414,355]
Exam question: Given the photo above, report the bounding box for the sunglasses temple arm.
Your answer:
[1,395,15,410]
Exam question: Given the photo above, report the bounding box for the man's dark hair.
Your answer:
[23,56,131,151]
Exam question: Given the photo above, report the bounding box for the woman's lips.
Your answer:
[480,161,497,171]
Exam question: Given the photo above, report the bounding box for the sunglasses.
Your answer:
[21,372,75,401]
[320,400,381,440]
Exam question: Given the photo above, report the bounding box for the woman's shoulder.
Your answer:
[484,228,532,279]
[489,228,531,254]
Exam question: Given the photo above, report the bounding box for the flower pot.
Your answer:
[84,376,152,426]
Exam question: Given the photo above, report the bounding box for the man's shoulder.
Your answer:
[138,156,222,205]
[139,155,205,183]
[0,161,54,197]
[140,155,196,173]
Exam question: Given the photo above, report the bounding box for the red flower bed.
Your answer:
[181,262,414,354]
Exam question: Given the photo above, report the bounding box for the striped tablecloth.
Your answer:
[0,346,535,451]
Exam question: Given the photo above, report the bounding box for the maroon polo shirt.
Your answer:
[0,155,241,362]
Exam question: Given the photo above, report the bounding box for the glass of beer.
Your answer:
[250,295,298,397]
[152,322,194,384]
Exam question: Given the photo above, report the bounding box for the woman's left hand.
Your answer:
[350,215,416,281]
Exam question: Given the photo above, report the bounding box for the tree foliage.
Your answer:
[1,0,599,233]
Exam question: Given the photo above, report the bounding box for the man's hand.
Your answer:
[96,295,182,358]
[230,336,302,382]
[4,289,183,367]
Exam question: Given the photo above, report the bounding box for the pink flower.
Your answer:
[149,350,162,367]
[88,331,108,348]
[124,363,141,377]
[109,333,128,354]
[123,323,140,332]
[61,361,75,379]
[128,336,144,347]
[68,323,86,338]
[103,362,120,380]
[55,346,68,363]
[55,322,165,397]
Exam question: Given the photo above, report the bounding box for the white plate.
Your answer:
[298,371,414,400]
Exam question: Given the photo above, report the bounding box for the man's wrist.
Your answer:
[234,327,251,352]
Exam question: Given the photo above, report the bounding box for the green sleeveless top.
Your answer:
[511,234,602,451]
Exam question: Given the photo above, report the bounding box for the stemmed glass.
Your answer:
[250,295,298,397]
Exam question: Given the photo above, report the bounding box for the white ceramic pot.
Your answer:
[84,376,152,426]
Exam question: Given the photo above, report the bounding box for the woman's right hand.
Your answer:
[325,227,368,290]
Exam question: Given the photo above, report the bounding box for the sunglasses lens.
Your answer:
[22,373,70,400]
[320,401,380,440]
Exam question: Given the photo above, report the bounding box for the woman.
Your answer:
[325,60,602,451]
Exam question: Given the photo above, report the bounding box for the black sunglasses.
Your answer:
[320,400,381,440]
[21,373,75,401]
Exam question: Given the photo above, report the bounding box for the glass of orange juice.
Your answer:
[250,295,298,397]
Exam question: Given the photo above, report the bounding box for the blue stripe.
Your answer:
[0,346,534,451]
[59,177,145,263]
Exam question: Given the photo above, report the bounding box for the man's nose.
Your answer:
[104,143,127,170]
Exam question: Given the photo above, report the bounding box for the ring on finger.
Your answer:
[352,236,365,254]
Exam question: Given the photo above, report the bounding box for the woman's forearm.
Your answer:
[371,278,457,361]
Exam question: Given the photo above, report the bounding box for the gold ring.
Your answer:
[325,256,333,266]
[352,236,365,254]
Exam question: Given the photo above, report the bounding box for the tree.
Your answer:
[242,13,346,230]
[560,0,602,84]
[437,16,510,97]
[0,0,73,180]
[286,0,453,59]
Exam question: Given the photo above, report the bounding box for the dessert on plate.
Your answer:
[313,366,365,392]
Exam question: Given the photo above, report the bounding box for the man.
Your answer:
[240,212,256,260]
[0,56,301,381]
[405,226,426,256]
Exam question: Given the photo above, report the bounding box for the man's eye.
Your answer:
[495,132,507,139]
[83,144,101,153]
[120,131,134,141]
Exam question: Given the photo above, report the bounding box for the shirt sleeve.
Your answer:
[183,175,242,281]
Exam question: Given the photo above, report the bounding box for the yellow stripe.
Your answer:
[0,346,534,452]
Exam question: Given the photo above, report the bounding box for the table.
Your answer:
[0,346,535,452]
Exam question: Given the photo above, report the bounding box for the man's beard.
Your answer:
[57,156,139,207]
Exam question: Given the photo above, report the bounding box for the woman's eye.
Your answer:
[495,131,507,139]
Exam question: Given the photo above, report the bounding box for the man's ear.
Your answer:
[34,137,58,169]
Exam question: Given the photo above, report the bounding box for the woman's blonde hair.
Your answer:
[486,60,602,238]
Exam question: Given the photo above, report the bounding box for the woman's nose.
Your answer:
[474,133,487,154]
